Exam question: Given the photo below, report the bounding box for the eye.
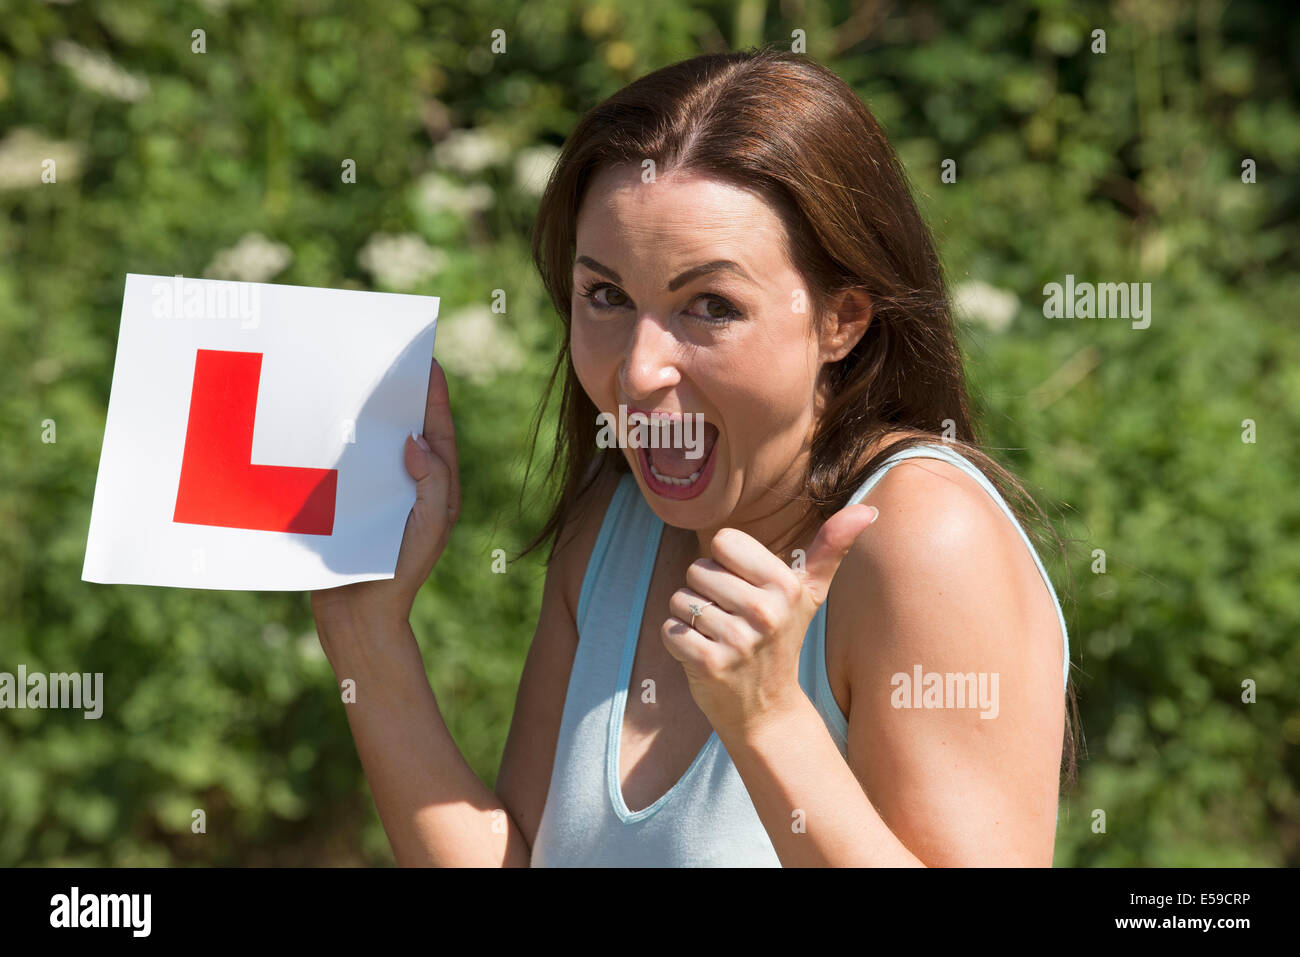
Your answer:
[685,294,742,325]
[577,280,630,311]
[576,279,742,325]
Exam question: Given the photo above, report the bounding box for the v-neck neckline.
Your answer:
[605,511,719,824]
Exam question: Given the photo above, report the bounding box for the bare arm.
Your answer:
[311,359,526,865]
[311,358,619,864]
[315,611,531,866]
[719,458,1065,865]
[315,469,617,865]
[837,460,1066,865]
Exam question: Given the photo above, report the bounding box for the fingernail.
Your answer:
[411,430,431,452]
[865,506,880,524]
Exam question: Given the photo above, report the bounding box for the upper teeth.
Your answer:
[650,462,701,487]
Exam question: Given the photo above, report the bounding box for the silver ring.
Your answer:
[688,600,715,629]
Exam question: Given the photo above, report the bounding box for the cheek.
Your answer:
[714,328,816,425]
[569,318,614,405]
[704,362,810,470]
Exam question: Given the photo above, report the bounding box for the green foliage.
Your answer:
[0,0,1294,865]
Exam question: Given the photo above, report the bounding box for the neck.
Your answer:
[690,471,818,565]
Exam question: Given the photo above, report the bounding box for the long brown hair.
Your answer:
[522,46,1082,790]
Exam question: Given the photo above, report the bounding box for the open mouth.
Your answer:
[635,419,720,501]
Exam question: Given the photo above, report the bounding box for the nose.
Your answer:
[619,314,681,401]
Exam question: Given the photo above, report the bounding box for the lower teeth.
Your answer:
[649,462,701,487]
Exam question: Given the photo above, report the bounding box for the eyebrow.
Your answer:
[575,255,754,291]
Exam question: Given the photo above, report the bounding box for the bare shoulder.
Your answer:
[832,448,1062,678]
[838,452,1031,595]
[825,449,1066,866]
[827,452,1045,693]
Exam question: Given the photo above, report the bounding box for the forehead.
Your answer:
[575,164,792,270]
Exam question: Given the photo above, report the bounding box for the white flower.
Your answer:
[434,305,527,385]
[203,232,292,283]
[52,40,150,102]
[514,144,561,196]
[0,128,83,189]
[357,232,446,291]
[433,128,510,174]
[413,171,494,218]
[951,280,1019,333]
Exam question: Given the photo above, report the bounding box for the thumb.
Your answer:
[799,504,879,605]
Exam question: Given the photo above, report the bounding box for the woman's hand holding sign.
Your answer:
[306,360,534,867]
[661,503,880,742]
[311,358,461,629]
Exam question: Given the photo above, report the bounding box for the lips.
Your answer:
[635,420,720,501]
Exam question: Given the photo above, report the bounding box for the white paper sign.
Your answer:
[82,274,439,591]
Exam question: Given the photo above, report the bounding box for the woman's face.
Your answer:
[570,163,839,537]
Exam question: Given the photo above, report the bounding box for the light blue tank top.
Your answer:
[530,443,1071,866]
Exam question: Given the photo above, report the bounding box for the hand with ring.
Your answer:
[687,600,715,629]
[661,504,880,741]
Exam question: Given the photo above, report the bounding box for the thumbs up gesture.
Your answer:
[662,503,880,740]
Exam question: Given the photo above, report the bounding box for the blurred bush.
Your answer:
[0,0,1295,865]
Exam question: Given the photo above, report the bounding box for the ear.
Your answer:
[818,288,873,363]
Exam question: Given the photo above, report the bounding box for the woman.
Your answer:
[311,47,1079,867]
